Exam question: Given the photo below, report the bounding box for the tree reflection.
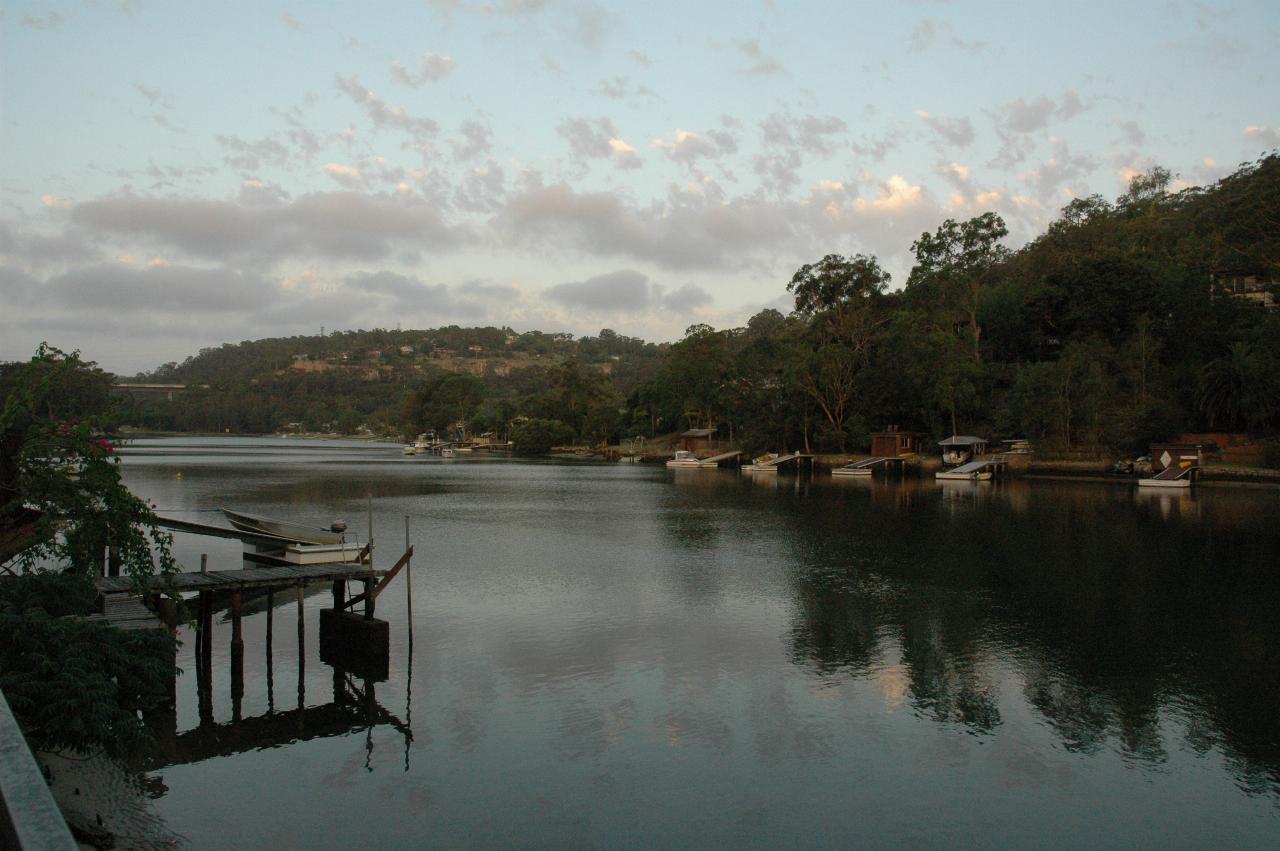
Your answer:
[782,479,1280,789]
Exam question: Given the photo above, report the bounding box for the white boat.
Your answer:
[245,540,364,567]
[742,452,780,473]
[666,450,703,468]
[1137,464,1196,489]
[221,508,345,545]
[402,445,415,455]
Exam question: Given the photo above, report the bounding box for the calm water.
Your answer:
[119,437,1280,848]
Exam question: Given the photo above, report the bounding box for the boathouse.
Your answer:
[1149,443,1203,473]
[938,435,987,466]
[871,428,928,458]
[680,428,720,452]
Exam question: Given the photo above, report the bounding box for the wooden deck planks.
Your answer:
[96,563,385,596]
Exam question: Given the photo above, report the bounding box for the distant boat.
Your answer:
[440,447,457,458]
[221,508,345,545]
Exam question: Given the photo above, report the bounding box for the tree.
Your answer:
[907,212,1009,361]
[1,346,176,585]
[788,256,892,451]
[0,346,178,760]
[787,253,890,318]
[511,418,574,455]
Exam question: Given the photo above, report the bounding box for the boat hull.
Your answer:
[222,508,344,545]
[832,468,873,477]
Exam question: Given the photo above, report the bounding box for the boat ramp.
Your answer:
[935,455,1011,481]
[832,456,907,477]
[742,452,813,473]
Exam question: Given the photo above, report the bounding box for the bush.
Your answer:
[1263,437,1280,469]
[0,574,175,758]
[511,418,574,455]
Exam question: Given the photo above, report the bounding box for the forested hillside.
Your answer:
[115,154,1280,457]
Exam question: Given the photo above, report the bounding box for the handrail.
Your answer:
[0,688,77,850]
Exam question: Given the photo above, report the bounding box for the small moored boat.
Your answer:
[666,450,702,468]
[221,508,346,545]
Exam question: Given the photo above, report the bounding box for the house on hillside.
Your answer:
[1214,271,1276,308]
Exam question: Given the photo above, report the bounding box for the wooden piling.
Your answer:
[230,590,244,722]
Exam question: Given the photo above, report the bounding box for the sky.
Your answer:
[1,1,1277,374]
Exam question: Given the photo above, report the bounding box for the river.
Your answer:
[118,437,1280,847]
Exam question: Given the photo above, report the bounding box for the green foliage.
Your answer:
[0,575,175,758]
[511,418,575,455]
[787,253,890,316]
[1262,438,1280,469]
[1,346,177,588]
[0,348,180,759]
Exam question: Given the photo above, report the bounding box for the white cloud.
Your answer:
[1244,125,1280,148]
[390,52,456,86]
[735,39,784,76]
[916,110,976,148]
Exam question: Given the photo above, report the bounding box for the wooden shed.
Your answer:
[1150,443,1203,473]
[679,428,719,452]
[871,429,928,458]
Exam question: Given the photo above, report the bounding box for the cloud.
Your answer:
[566,4,616,50]
[544,269,711,314]
[653,129,738,168]
[20,12,64,29]
[322,163,365,188]
[660,283,712,312]
[334,75,438,138]
[989,90,1090,167]
[934,161,973,189]
[341,271,490,317]
[594,76,658,103]
[909,18,987,53]
[390,53,456,86]
[40,263,279,312]
[916,110,975,147]
[545,269,652,311]
[451,119,493,161]
[1117,120,1146,145]
[752,112,847,197]
[493,183,792,270]
[1019,141,1097,204]
[1244,125,1280,148]
[69,191,466,265]
[281,12,305,31]
[217,135,291,171]
[557,117,642,170]
[761,113,847,156]
[735,39,784,76]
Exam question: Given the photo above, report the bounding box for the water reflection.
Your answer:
[119,440,1280,846]
[783,476,1280,792]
